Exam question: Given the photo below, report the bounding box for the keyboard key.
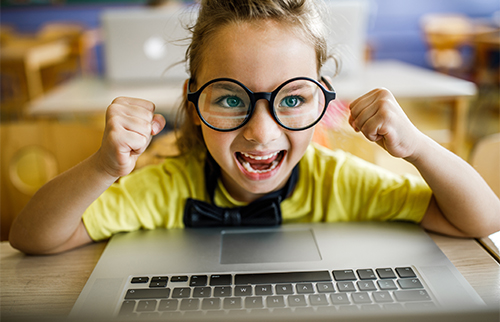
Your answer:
[234,285,253,296]
[352,292,372,304]
[394,290,431,302]
[309,294,329,306]
[357,269,376,280]
[131,277,149,284]
[373,291,393,303]
[214,286,232,297]
[377,279,397,290]
[180,299,200,311]
[255,285,273,295]
[357,280,377,291]
[190,275,208,286]
[398,278,423,289]
[125,289,170,299]
[171,276,189,282]
[150,277,168,288]
[275,284,294,295]
[158,299,178,311]
[202,298,220,310]
[287,295,307,307]
[266,296,285,308]
[337,281,356,292]
[333,270,357,281]
[193,287,212,298]
[316,282,335,293]
[235,271,331,285]
[136,300,157,312]
[172,287,191,298]
[395,267,416,278]
[245,297,264,309]
[330,293,351,305]
[151,276,168,282]
[210,274,232,285]
[296,283,314,294]
[376,268,396,279]
[224,297,242,309]
[119,300,136,315]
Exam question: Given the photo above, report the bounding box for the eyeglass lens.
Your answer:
[196,79,326,130]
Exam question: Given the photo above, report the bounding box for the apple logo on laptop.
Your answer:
[143,35,166,60]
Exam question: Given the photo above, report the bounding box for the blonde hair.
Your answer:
[175,0,334,155]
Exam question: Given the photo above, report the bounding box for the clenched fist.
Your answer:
[349,88,424,161]
[97,97,166,178]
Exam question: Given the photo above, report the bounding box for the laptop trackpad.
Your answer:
[220,229,321,264]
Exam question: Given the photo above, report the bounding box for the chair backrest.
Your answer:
[470,133,500,198]
[0,120,103,241]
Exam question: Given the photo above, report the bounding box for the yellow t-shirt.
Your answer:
[82,143,432,241]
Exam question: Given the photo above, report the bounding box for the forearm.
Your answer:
[407,136,500,237]
[9,151,118,254]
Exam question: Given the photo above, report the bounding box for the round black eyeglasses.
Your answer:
[187,76,336,132]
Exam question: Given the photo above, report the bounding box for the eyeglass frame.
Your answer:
[187,76,336,132]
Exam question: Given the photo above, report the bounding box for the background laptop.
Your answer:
[70,222,496,321]
[101,5,198,84]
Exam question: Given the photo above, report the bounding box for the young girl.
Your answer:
[9,0,499,255]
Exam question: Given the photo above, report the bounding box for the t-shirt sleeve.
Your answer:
[330,151,432,223]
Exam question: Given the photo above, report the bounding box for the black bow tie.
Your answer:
[183,153,299,228]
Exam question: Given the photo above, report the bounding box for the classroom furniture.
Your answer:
[0,120,104,241]
[26,60,477,158]
[0,23,99,119]
[1,231,498,320]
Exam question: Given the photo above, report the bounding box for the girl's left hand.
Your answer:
[348,88,423,160]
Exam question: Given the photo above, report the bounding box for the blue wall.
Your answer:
[1,0,499,71]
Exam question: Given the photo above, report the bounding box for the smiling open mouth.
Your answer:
[236,151,285,174]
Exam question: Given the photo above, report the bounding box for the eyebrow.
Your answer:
[211,82,246,93]
[278,82,314,95]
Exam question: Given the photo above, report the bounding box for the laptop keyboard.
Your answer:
[118,267,436,318]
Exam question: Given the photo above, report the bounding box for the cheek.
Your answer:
[201,126,234,161]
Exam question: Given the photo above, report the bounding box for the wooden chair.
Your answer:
[0,120,103,241]
[421,14,472,76]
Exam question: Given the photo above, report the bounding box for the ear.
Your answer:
[183,78,202,126]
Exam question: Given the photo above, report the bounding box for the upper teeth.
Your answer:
[241,151,279,160]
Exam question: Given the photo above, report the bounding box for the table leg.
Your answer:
[450,96,471,159]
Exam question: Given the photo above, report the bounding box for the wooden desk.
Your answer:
[1,233,499,320]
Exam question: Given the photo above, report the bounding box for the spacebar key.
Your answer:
[235,271,331,285]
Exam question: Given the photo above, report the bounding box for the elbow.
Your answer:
[9,222,59,255]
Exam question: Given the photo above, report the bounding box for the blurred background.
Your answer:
[1,0,499,241]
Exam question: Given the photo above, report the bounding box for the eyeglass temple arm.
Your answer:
[320,76,336,100]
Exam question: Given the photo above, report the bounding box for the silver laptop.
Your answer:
[101,5,198,84]
[70,222,496,321]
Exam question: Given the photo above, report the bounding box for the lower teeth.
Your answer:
[242,160,279,174]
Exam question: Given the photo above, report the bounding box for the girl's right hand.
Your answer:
[97,97,166,179]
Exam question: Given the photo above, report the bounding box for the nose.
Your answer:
[241,99,282,144]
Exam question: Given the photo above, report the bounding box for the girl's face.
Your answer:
[194,20,318,203]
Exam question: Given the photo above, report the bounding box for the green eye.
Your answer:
[226,97,241,107]
[280,96,302,108]
[216,96,244,108]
